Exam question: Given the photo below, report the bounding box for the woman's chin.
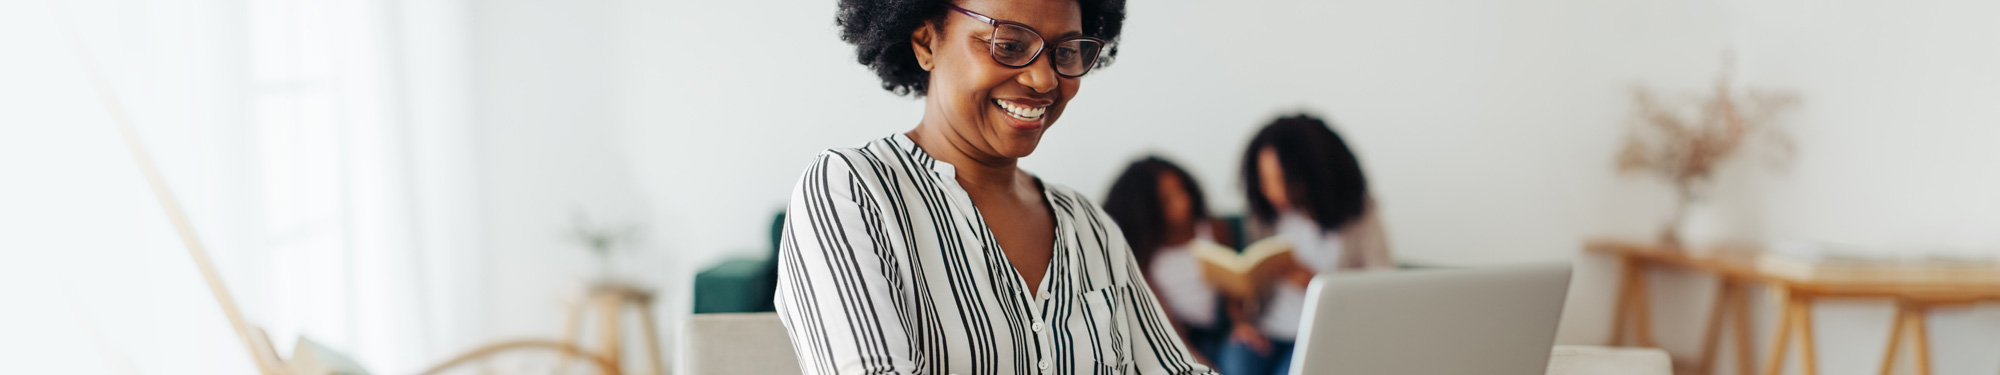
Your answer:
[992,140,1041,159]
[980,117,1047,158]
[983,131,1043,158]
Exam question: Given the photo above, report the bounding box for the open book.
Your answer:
[1192,238,1300,299]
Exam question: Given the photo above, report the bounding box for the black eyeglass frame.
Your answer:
[945,4,1110,78]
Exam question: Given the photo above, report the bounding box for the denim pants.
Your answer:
[1218,338,1295,375]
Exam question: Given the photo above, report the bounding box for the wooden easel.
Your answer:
[65,11,291,372]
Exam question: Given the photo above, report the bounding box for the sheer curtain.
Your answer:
[2,0,480,373]
[241,0,481,371]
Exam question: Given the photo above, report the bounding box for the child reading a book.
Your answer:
[1102,156,1231,366]
[1223,113,1394,375]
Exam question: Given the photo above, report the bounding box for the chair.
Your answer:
[677,313,801,375]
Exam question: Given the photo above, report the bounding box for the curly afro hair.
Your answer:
[1102,156,1209,269]
[1241,113,1370,233]
[836,0,1126,97]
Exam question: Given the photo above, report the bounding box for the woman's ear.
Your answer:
[911,20,937,71]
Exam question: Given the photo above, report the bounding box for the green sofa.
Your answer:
[691,213,784,314]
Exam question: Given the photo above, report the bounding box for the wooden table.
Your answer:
[1588,241,2000,375]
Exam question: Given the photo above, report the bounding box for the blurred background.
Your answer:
[2,0,1996,374]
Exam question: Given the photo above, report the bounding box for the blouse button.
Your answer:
[1038,360,1050,370]
[1032,322,1044,332]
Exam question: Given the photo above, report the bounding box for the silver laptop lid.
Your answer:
[1289,262,1572,375]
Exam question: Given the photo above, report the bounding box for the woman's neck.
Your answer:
[905,126,1026,191]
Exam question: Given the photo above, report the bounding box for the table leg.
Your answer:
[637,299,666,375]
[560,299,587,371]
[1879,303,1907,375]
[1731,283,1754,375]
[1763,288,1795,375]
[1912,306,1931,375]
[1633,263,1657,348]
[1611,258,1639,346]
[599,294,624,373]
[1798,295,1818,375]
[1700,279,1734,374]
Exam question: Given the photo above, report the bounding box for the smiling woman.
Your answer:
[771,0,1215,374]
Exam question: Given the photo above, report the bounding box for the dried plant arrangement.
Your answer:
[1616,59,1798,246]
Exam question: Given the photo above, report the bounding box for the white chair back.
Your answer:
[678,313,802,375]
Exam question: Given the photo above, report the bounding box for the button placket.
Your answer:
[1029,198,1071,375]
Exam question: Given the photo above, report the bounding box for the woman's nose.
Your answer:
[1015,61,1059,93]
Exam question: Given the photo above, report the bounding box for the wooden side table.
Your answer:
[1590,241,2000,375]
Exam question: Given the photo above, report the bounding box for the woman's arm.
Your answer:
[775,153,916,375]
[1121,250,1221,374]
[1142,279,1216,368]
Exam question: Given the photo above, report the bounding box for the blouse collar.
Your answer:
[890,133,956,179]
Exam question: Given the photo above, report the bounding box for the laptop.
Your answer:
[1288,262,1572,375]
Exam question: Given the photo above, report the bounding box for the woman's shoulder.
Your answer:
[791,135,928,199]
[798,135,917,176]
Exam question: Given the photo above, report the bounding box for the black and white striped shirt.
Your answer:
[775,134,1216,375]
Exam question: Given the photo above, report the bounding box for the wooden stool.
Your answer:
[562,283,667,375]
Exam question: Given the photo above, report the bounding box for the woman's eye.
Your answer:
[994,40,1028,53]
[1049,47,1078,64]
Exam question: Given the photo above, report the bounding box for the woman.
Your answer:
[1101,157,1231,365]
[1220,114,1393,375]
[773,0,1215,374]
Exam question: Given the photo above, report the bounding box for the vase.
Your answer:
[1660,181,1721,251]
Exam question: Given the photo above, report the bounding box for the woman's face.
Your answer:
[1157,171,1192,231]
[919,0,1084,159]
[1257,147,1294,212]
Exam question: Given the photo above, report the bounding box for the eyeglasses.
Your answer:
[946,4,1108,78]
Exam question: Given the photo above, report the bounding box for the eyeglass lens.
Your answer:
[989,23,1102,77]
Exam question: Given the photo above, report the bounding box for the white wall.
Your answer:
[1646,1,2000,374]
[471,0,666,342]
[470,0,2000,374]
[1729,0,2000,248]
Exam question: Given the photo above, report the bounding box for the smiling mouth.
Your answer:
[994,99,1047,121]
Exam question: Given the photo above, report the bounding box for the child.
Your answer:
[1224,114,1393,375]
[1103,156,1231,365]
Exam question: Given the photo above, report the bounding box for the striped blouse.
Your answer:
[774,134,1216,375]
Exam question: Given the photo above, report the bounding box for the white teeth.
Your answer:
[995,100,1046,120]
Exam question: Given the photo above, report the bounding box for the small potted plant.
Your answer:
[569,210,639,281]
